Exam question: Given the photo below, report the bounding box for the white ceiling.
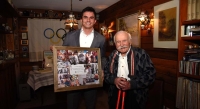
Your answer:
[12,0,120,13]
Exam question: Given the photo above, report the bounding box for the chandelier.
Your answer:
[64,0,78,27]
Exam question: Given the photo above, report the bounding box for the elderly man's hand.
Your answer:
[114,77,130,90]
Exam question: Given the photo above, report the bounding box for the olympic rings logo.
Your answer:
[44,28,66,39]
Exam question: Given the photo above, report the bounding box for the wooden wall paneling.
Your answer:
[164,84,176,100]
[154,65,177,77]
[146,49,178,60]
[151,58,177,69]
[141,35,153,43]
[163,83,177,108]
[178,0,188,62]
[0,62,17,108]
[5,34,15,50]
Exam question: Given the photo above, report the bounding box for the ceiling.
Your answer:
[12,0,120,13]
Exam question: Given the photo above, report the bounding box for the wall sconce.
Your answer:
[101,26,108,35]
[138,11,153,33]
[100,22,115,36]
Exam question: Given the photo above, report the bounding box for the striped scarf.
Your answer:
[110,50,135,76]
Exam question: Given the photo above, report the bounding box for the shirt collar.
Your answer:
[81,28,94,35]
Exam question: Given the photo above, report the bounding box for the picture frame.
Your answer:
[21,40,28,45]
[43,50,53,68]
[21,52,29,58]
[22,46,28,52]
[153,0,179,48]
[53,46,103,92]
[20,26,28,32]
[21,33,28,39]
[116,13,140,47]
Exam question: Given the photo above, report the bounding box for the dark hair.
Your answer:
[81,6,96,19]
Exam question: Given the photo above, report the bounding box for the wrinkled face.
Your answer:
[115,32,131,55]
[81,11,96,29]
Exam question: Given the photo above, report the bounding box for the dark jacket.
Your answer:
[62,29,105,57]
[104,46,156,109]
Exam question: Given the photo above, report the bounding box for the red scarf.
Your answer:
[110,50,135,75]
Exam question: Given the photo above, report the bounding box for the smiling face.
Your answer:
[114,31,131,56]
[81,11,96,30]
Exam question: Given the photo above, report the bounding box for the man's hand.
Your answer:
[114,77,130,90]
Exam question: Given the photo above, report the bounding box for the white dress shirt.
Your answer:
[79,28,94,47]
[117,48,131,81]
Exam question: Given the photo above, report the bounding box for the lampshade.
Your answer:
[64,12,78,27]
[64,0,78,27]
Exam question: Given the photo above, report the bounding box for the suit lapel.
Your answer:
[90,31,98,48]
[75,30,81,47]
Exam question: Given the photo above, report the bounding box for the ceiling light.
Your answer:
[64,0,78,28]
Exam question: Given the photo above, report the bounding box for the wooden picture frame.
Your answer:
[53,46,103,92]
[153,0,179,48]
[21,40,28,45]
[21,33,28,39]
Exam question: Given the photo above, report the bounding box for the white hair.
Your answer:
[113,31,132,43]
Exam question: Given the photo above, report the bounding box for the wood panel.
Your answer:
[0,61,17,109]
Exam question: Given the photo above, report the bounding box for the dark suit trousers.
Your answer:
[67,89,97,109]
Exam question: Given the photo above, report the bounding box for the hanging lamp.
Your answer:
[64,0,78,27]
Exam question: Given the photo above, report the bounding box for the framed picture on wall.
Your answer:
[52,46,103,92]
[153,0,179,48]
[116,13,140,47]
[21,33,28,39]
[43,50,53,68]
[22,46,28,52]
[21,40,28,45]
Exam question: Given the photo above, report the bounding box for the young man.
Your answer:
[63,7,106,109]
[104,31,156,109]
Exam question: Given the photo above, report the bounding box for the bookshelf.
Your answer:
[176,0,200,108]
[178,0,200,78]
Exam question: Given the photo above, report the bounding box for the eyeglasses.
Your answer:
[115,40,128,45]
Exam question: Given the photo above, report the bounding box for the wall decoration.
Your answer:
[21,33,28,39]
[153,0,179,48]
[21,40,28,45]
[43,50,53,68]
[20,26,28,32]
[116,13,140,47]
[21,52,29,58]
[22,46,28,52]
[53,46,103,92]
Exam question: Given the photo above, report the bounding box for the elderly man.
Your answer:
[104,31,156,109]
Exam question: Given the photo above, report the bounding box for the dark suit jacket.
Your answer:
[63,29,105,57]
